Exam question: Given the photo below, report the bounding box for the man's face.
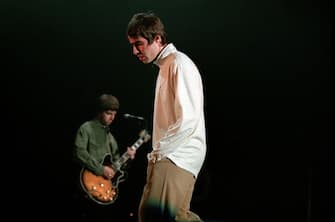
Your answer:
[128,35,162,64]
[100,110,117,126]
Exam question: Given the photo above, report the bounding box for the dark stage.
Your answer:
[1,0,332,222]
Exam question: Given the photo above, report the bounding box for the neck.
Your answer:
[152,43,168,65]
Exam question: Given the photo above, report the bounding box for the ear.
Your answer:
[154,35,162,43]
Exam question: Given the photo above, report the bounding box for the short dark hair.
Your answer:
[127,12,167,45]
[96,94,119,112]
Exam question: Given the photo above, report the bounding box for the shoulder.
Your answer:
[79,120,92,128]
[162,44,194,69]
[175,52,191,66]
[77,120,96,132]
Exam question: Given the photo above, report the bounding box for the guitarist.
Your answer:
[72,93,136,221]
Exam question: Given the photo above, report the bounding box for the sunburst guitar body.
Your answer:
[80,129,151,205]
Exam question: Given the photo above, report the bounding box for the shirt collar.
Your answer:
[93,118,109,131]
[153,43,177,66]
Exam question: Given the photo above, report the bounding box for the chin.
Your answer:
[143,59,153,64]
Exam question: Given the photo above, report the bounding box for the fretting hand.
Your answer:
[127,147,136,159]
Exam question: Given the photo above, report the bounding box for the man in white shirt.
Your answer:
[127,12,207,222]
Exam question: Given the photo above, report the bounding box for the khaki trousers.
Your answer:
[138,158,203,222]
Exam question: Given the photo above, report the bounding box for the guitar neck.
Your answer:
[112,136,145,170]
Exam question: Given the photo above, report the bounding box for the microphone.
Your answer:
[123,113,145,120]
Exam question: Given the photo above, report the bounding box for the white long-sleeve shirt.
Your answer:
[151,43,207,178]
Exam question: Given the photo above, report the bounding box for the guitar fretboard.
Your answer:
[112,133,149,171]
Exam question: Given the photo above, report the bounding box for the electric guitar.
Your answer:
[79,129,151,205]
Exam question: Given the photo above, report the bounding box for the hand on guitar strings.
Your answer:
[103,165,116,179]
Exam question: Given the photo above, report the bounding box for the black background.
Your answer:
[1,0,332,222]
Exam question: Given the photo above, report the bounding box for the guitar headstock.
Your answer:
[139,129,151,143]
